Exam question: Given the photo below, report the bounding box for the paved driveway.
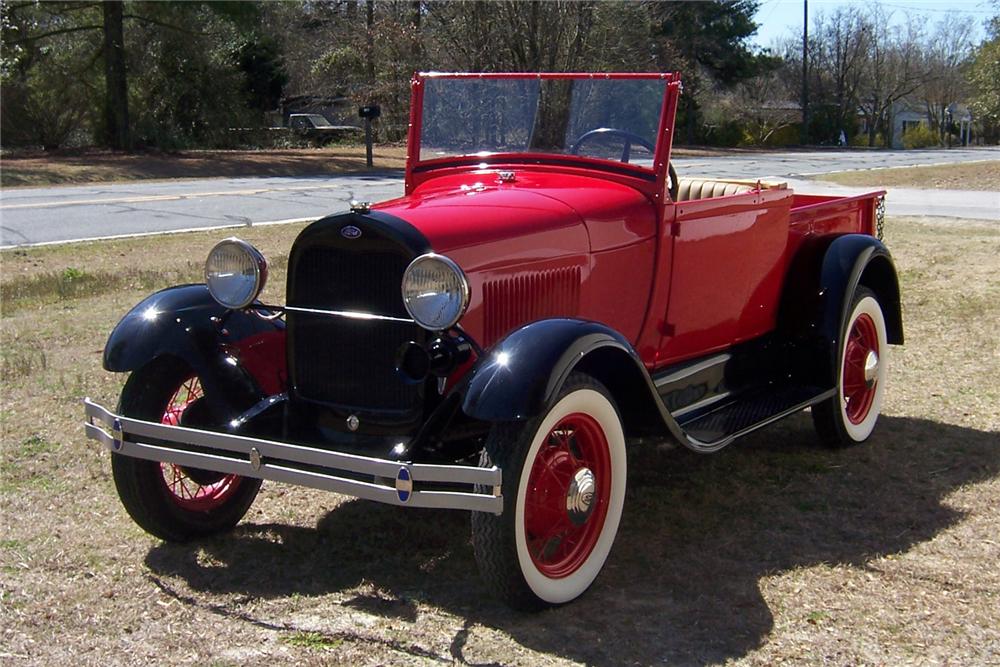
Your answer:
[1,148,996,248]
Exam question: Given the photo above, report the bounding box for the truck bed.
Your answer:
[789,190,886,239]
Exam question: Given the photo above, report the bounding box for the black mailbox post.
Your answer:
[358,105,381,168]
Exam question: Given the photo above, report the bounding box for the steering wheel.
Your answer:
[570,127,679,202]
[570,128,653,163]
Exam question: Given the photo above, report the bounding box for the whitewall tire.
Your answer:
[813,287,889,447]
[472,373,626,609]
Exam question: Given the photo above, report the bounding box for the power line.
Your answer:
[878,2,993,14]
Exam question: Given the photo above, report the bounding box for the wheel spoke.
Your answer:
[843,378,867,393]
[156,376,241,511]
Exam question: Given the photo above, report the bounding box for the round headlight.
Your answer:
[402,253,470,330]
[205,238,267,309]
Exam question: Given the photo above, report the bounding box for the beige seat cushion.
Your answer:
[676,178,756,201]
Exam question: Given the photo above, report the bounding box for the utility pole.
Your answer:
[801,0,809,146]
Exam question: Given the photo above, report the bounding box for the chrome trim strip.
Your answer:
[83,398,502,514]
[672,391,732,420]
[282,305,414,324]
[654,353,731,388]
[229,392,287,430]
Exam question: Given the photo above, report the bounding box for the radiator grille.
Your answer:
[483,267,581,346]
[287,237,422,412]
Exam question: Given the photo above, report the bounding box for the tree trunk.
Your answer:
[529,79,573,150]
[685,92,697,146]
[411,1,422,68]
[102,0,130,150]
[366,0,375,85]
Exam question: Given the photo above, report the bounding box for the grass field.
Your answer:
[1,217,998,665]
[817,160,1000,191]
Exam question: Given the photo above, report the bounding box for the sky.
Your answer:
[751,0,996,50]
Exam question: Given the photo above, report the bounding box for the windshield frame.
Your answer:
[404,72,681,199]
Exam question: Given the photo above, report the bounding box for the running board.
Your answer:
[674,385,834,450]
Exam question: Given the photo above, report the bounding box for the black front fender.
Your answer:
[458,319,687,442]
[459,319,627,421]
[104,284,284,421]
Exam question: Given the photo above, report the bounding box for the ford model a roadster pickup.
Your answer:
[84,72,901,610]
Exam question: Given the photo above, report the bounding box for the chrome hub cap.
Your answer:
[566,467,596,524]
[864,350,880,388]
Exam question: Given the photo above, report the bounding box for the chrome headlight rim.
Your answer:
[402,252,470,331]
[204,237,268,310]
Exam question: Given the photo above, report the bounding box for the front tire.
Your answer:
[111,358,262,542]
[472,373,627,610]
[812,287,889,447]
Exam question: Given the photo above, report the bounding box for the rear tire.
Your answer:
[472,373,626,610]
[111,357,261,542]
[812,287,888,447]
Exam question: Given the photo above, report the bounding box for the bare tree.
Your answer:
[856,6,927,147]
[728,70,798,145]
[812,7,871,139]
[920,13,975,144]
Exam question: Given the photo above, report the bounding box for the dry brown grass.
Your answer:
[817,160,1000,190]
[0,146,409,188]
[1,217,998,665]
[0,146,756,189]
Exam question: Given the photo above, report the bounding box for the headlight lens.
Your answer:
[401,253,470,330]
[204,238,267,309]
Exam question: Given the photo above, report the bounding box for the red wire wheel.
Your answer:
[158,376,243,511]
[523,412,612,579]
[841,312,880,425]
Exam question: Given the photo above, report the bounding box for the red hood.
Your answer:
[373,169,656,272]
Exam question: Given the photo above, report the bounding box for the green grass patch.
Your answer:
[0,435,61,493]
[281,631,345,651]
[806,610,831,625]
[1,347,48,380]
[1,265,200,315]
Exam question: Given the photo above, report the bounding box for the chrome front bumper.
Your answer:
[83,398,502,514]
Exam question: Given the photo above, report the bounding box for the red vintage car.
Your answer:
[84,72,901,610]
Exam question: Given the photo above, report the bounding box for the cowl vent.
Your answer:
[483,267,581,346]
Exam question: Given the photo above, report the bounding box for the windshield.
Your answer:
[418,75,668,170]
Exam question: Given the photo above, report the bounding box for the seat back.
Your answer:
[676,178,756,201]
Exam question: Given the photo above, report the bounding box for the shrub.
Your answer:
[902,124,940,149]
[850,132,885,147]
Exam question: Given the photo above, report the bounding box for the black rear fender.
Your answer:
[779,234,903,386]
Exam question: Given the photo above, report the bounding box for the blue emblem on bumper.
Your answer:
[395,466,412,503]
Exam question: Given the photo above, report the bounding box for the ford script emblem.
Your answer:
[341,225,362,239]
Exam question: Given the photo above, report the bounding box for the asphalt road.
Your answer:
[1,147,996,248]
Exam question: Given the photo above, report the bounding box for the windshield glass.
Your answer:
[418,76,667,169]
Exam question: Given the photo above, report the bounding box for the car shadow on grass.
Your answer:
[145,414,1000,665]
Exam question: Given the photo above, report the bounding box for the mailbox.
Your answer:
[358,105,381,119]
